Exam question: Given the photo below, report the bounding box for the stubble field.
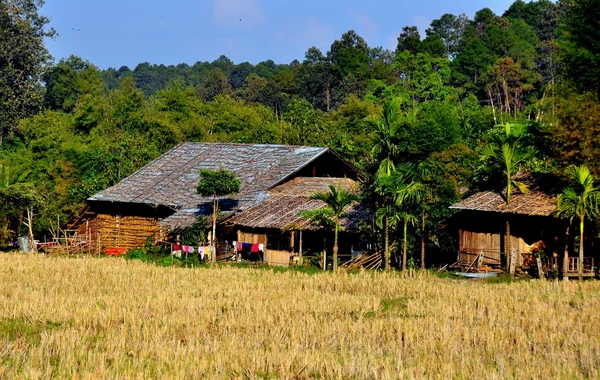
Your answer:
[0,254,599,379]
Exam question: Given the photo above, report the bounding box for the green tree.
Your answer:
[303,183,359,271]
[0,0,55,141]
[196,169,241,262]
[562,0,600,97]
[0,183,44,252]
[555,165,600,281]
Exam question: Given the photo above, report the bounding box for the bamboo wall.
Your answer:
[459,230,527,267]
[95,214,162,250]
[236,229,290,267]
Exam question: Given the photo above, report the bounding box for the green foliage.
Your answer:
[555,165,600,223]
[480,123,536,203]
[197,169,241,198]
[0,0,55,138]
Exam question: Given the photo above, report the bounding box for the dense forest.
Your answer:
[1,0,600,261]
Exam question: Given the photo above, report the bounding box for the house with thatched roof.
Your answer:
[449,173,563,270]
[70,142,364,265]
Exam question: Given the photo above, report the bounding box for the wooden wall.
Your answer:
[459,230,527,267]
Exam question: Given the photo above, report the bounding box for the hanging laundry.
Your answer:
[237,241,243,251]
[199,246,205,260]
[189,246,195,254]
[258,243,264,252]
[173,244,182,251]
[173,250,182,258]
[183,246,190,253]
[251,244,259,253]
[242,242,251,249]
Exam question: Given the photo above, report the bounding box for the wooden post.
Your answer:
[299,230,303,260]
[290,231,295,253]
[509,247,517,275]
[237,230,242,262]
[536,256,545,280]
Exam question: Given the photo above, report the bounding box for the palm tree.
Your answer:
[306,183,359,271]
[370,100,403,177]
[555,165,600,281]
[375,204,400,270]
[481,123,535,273]
[377,168,425,270]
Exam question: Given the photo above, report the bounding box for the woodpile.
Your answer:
[340,252,383,271]
[96,214,161,250]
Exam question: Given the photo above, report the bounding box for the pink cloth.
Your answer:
[183,246,190,253]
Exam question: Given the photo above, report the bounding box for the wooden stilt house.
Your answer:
[449,173,596,277]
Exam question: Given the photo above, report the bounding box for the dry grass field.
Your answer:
[0,254,599,379]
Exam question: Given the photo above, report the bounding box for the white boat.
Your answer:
[454,272,498,278]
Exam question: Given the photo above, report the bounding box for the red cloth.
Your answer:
[105,247,127,256]
[173,244,181,251]
[251,244,259,253]
[237,241,243,251]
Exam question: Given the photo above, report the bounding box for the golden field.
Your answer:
[0,254,599,379]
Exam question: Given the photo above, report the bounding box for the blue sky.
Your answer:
[42,0,516,69]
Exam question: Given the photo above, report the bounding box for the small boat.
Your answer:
[454,272,498,278]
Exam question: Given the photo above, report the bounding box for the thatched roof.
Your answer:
[226,177,366,231]
[450,173,558,217]
[88,142,360,229]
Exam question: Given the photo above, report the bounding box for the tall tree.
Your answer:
[555,165,600,281]
[562,0,600,97]
[0,0,55,141]
[397,26,422,55]
[197,169,240,262]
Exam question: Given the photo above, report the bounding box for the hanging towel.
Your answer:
[232,241,237,250]
[183,246,190,253]
[242,242,251,249]
[258,243,264,252]
[189,246,195,254]
[199,246,205,260]
[173,244,182,251]
[173,250,182,258]
[251,244,259,253]
[237,241,243,251]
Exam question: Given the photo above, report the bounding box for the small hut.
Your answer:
[449,173,596,276]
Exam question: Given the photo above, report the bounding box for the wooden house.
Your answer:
[449,173,596,277]
[70,142,364,265]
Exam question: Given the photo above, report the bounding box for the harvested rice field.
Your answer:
[0,254,599,378]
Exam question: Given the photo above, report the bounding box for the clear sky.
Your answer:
[42,0,516,70]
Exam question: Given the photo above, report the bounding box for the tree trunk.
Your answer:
[421,213,426,270]
[384,217,390,271]
[579,217,584,281]
[212,196,217,263]
[26,207,36,253]
[333,218,339,272]
[505,219,512,274]
[402,219,408,271]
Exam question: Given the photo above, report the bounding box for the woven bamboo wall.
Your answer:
[459,230,526,266]
[96,214,162,250]
[237,231,267,245]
